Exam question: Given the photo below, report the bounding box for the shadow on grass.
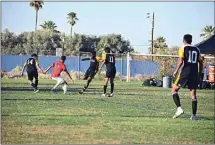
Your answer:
[1,87,171,93]
[120,115,214,120]
[2,114,100,117]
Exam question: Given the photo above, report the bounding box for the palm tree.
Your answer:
[40,20,59,33]
[200,25,215,40]
[153,36,168,54]
[67,12,79,36]
[30,1,44,31]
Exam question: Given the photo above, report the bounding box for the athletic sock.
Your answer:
[35,80,38,90]
[192,98,197,115]
[111,83,114,94]
[103,85,107,94]
[31,83,35,89]
[172,93,181,107]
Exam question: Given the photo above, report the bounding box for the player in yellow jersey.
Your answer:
[172,34,203,120]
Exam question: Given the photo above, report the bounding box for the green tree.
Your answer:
[67,12,79,36]
[151,36,168,54]
[40,21,59,33]
[30,1,44,31]
[200,25,215,40]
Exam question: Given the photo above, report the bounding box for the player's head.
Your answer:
[31,53,38,59]
[61,55,66,63]
[104,47,110,53]
[183,34,192,44]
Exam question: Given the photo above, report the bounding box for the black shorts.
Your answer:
[27,71,38,81]
[84,68,96,79]
[174,75,199,89]
[106,67,116,78]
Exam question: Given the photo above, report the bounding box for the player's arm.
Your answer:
[173,47,184,77]
[21,61,27,76]
[44,63,54,74]
[63,66,74,82]
[36,60,45,74]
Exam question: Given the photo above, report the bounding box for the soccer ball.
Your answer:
[62,85,68,94]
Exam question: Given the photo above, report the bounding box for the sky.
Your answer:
[2,2,214,53]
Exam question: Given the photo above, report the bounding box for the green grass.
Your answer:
[1,78,214,144]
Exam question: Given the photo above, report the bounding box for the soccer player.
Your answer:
[100,47,116,97]
[172,34,203,120]
[44,56,73,94]
[79,51,101,94]
[21,53,45,93]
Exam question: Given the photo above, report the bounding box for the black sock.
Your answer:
[31,83,35,89]
[35,80,38,90]
[192,99,197,115]
[172,93,181,107]
[111,83,114,93]
[104,85,107,94]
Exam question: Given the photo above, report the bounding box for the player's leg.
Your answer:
[79,70,94,94]
[171,76,186,118]
[52,77,64,92]
[109,77,114,97]
[62,80,68,94]
[33,72,39,93]
[188,76,198,120]
[190,89,198,120]
[102,77,109,97]
[109,69,116,97]
[27,72,36,90]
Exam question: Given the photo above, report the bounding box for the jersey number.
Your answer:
[188,51,197,63]
[109,56,114,63]
[28,59,34,65]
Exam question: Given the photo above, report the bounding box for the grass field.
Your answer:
[1,78,214,144]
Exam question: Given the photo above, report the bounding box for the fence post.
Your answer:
[126,52,130,82]
[121,54,123,81]
[78,53,80,80]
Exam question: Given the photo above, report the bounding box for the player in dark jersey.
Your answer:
[79,51,101,94]
[172,34,203,120]
[100,47,116,97]
[21,54,45,93]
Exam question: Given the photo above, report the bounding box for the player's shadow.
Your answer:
[120,114,214,120]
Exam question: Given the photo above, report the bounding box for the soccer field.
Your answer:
[1,78,214,144]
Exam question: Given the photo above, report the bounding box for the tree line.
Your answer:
[2,0,214,56]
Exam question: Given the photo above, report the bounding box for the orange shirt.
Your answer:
[51,60,67,77]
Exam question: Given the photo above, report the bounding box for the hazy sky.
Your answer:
[2,2,214,53]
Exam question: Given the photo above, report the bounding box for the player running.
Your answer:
[21,53,45,93]
[44,56,73,94]
[79,51,101,94]
[172,34,203,120]
[100,47,116,97]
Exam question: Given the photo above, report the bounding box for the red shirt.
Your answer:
[51,60,67,77]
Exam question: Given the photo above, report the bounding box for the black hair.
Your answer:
[183,34,192,44]
[61,56,66,61]
[104,47,110,53]
[31,53,38,57]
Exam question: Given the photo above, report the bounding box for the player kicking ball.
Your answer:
[44,56,74,94]
[79,51,101,94]
[21,54,45,93]
[100,47,116,97]
[172,34,203,120]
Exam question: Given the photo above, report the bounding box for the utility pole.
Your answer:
[151,12,155,61]
[147,12,155,61]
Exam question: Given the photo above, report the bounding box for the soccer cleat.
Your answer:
[172,107,184,119]
[79,90,84,94]
[34,89,39,93]
[190,115,198,120]
[101,94,106,97]
[109,93,114,97]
